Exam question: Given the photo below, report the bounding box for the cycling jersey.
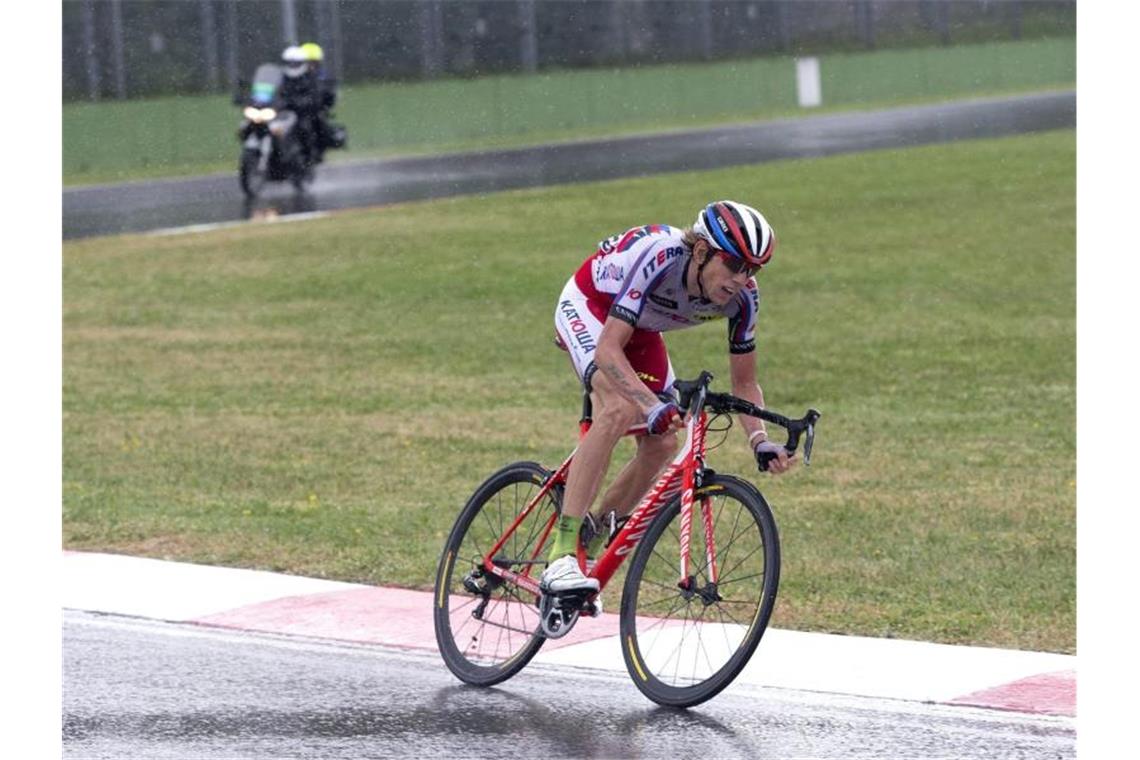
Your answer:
[573,224,759,353]
[554,224,760,394]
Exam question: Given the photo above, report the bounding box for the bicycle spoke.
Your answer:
[637,577,684,594]
[436,466,562,685]
[622,476,780,704]
[709,600,748,628]
[688,609,714,682]
[718,541,763,585]
[715,571,766,588]
[710,502,747,574]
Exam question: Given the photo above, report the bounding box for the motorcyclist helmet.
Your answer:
[692,200,777,271]
[281,45,307,78]
[301,42,324,63]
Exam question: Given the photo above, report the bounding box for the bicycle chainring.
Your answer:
[538,592,584,639]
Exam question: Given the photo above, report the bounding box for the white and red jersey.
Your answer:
[572,224,759,354]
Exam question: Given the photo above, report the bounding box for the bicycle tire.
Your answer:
[433,461,558,686]
[619,474,780,707]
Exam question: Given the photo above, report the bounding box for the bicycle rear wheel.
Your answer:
[433,461,558,686]
[619,474,780,707]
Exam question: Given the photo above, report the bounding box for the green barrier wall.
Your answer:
[63,37,1074,183]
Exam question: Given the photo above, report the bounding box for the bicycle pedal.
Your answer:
[538,592,582,639]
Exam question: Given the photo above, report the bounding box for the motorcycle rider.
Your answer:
[299,42,341,163]
[278,45,322,169]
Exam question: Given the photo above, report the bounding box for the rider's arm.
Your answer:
[728,351,769,445]
[594,318,661,415]
[730,351,794,473]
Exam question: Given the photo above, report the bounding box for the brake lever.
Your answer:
[781,408,821,465]
[802,409,821,467]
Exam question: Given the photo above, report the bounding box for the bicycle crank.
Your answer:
[538,591,591,638]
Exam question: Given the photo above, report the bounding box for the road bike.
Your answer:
[433,371,820,707]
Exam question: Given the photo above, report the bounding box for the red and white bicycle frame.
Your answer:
[480,409,719,599]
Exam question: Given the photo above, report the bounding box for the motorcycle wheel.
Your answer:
[291,164,314,194]
[239,148,267,198]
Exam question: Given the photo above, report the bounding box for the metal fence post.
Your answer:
[82,0,100,101]
[695,0,712,60]
[518,0,537,73]
[329,0,343,82]
[200,0,220,92]
[315,0,329,49]
[775,0,791,53]
[109,0,126,99]
[281,0,298,44]
[936,0,951,45]
[608,0,626,61]
[420,1,444,78]
[856,0,876,50]
[224,0,239,92]
[1010,1,1023,40]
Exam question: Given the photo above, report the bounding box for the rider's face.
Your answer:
[699,246,753,305]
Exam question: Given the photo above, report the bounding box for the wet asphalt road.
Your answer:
[62,91,1075,240]
[64,612,1074,759]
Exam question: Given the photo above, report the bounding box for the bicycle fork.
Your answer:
[677,483,725,605]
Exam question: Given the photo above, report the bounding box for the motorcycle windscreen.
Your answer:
[250,63,284,105]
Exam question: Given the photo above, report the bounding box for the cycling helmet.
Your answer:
[693,200,777,269]
[301,42,324,62]
[281,45,307,77]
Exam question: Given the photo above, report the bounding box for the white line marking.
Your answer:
[145,211,330,237]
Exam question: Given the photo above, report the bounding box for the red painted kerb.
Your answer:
[950,670,1075,717]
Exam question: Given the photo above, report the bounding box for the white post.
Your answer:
[795,56,822,108]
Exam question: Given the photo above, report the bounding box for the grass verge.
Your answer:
[63,129,1075,652]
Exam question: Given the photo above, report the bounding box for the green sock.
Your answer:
[547,515,582,561]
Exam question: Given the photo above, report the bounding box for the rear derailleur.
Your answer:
[463,566,503,620]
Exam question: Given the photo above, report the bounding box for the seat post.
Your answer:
[579,389,593,438]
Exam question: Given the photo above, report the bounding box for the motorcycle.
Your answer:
[235,63,313,198]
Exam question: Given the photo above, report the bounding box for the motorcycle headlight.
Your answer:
[242,107,277,123]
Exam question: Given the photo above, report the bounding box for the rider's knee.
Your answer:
[592,395,640,435]
[640,430,679,459]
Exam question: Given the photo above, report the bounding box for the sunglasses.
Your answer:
[715,250,760,277]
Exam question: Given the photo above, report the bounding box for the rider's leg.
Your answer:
[548,369,641,562]
[597,431,678,519]
[593,335,677,523]
[559,370,640,521]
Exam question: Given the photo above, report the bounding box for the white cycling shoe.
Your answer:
[540,555,600,594]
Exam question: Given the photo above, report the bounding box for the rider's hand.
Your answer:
[754,440,795,474]
[646,401,683,436]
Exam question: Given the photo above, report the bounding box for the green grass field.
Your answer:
[63,129,1075,653]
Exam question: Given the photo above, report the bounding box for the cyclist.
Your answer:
[544,200,795,595]
[279,45,322,167]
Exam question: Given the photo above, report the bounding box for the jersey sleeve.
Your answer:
[727,280,760,354]
[608,230,684,326]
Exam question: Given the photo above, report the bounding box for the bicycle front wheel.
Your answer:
[620,474,780,707]
[433,461,558,686]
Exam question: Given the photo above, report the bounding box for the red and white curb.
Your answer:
[63,551,1074,716]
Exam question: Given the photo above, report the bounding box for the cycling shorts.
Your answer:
[553,277,676,395]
